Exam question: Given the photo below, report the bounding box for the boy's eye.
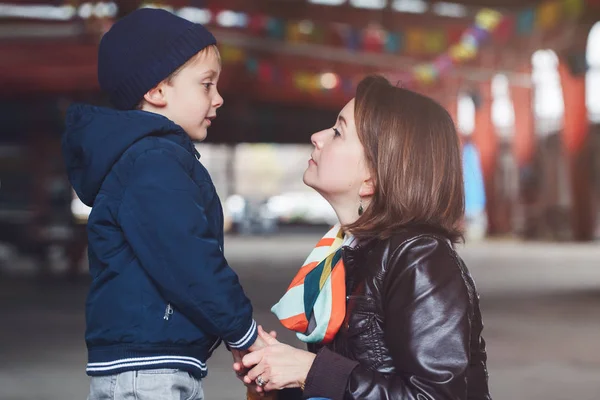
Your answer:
[203,83,214,90]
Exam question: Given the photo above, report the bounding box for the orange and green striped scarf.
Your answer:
[271,224,350,344]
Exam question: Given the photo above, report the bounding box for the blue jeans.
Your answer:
[88,369,203,400]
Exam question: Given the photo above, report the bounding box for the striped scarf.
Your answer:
[271,224,350,344]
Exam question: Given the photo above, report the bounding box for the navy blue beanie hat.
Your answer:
[98,8,217,110]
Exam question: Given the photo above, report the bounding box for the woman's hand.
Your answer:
[240,325,316,391]
[232,326,278,395]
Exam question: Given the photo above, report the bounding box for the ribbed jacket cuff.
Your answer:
[303,347,359,400]
[226,319,258,350]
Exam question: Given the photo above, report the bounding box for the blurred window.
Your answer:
[350,0,386,9]
[458,92,475,137]
[432,2,468,18]
[532,49,563,135]
[392,0,427,13]
[587,22,600,122]
[491,74,515,138]
[177,7,211,24]
[308,0,346,5]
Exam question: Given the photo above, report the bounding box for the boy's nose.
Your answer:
[213,90,224,109]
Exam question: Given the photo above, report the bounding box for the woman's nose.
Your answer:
[310,130,325,148]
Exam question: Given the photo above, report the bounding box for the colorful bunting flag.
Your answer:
[212,0,588,90]
[517,8,536,35]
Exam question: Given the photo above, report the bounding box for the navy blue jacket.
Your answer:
[62,104,257,378]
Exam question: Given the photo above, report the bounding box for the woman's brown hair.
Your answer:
[344,75,465,243]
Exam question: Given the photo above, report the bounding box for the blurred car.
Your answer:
[263,191,338,226]
[0,144,79,273]
[224,194,277,235]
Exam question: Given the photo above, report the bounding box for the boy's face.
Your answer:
[159,47,223,141]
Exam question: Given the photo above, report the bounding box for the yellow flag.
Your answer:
[536,1,561,30]
[294,72,310,91]
[406,28,426,54]
[449,43,476,62]
[219,45,245,63]
[563,0,584,19]
[286,22,302,42]
[425,30,446,54]
[475,9,503,31]
[414,64,436,85]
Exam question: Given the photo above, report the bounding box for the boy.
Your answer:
[62,8,263,399]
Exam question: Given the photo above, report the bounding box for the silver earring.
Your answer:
[358,200,364,216]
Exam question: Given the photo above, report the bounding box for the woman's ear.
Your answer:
[359,177,375,197]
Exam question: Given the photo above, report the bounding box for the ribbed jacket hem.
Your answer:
[87,343,217,378]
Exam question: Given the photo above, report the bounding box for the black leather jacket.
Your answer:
[298,227,492,400]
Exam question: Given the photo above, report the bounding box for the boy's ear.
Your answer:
[142,83,168,108]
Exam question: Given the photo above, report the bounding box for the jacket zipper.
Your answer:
[208,337,221,353]
[163,303,174,320]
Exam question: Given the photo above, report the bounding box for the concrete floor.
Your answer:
[1,235,600,400]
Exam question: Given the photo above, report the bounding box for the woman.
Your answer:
[237,75,492,400]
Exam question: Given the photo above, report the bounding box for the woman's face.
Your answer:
[303,99,371,203]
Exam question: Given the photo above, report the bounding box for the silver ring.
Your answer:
[256,375,267,387]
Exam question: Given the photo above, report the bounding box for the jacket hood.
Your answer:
[62,103,186,206]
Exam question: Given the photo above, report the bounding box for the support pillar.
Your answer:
[510,74,538,238]
[558,58,595,241]
[472,81,502,235]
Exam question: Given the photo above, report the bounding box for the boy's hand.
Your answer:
[231,349,248,375]
[233,347,267,394]
[248,326,277,352]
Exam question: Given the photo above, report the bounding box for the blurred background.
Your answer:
[1,0,600,399]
